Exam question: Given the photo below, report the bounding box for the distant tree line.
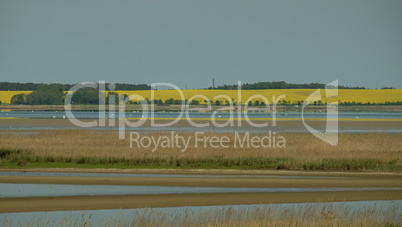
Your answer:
[9,87,402,106]
[9,86,121,105]
[339,101,402,106]
[10,88,236,105]
[2,81,400,105]
[113,83,150,90]
[0,82,151,91]
[2,81,400,91]
[0,82,70,91]
[10,84,65,105]
[208,81,366,90]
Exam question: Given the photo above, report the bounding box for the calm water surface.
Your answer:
[1,183,401,198]
[1,110,401,119]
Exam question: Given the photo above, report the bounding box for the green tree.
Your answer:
[165,98,174,104]
[10,93,28,104]
[106,92,119,105]
[173,99,182,104]
[26,84,65,105]
[71,88,99,105]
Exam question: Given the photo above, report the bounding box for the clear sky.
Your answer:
[1,0,401,89]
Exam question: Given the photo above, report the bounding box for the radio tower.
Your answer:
[212,78,215,89]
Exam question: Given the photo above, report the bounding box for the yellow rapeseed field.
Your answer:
[0,89,401,104]
[0,91,32,104]
[112,89,402,105]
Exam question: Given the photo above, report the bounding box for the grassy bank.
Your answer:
[0,130,401,171]
[0,151,400,171]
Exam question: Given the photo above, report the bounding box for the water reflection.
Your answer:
[1,183,401,198]
[1,200,400,227]
[1,111,401,119]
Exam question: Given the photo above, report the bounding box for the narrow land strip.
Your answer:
[1,175,402,188]
[1,191,401,213]
[0,172,401,213]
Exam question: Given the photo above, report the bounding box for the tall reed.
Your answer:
[0,130,401,170]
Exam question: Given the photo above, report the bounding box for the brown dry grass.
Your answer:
[130,203,401,227]
[2,203,400,227]
[0,130,401,170]
[0,130,400,159]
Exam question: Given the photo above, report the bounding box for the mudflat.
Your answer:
[1,169,401,213]
[2,191,401,213]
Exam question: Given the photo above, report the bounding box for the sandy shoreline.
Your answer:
[2,191,401,213]
[1,170,401,213]
[2,174,402,187]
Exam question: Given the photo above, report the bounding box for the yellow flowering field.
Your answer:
[0,91,32,104]
[112,89,402,105]
[0,89,401,104]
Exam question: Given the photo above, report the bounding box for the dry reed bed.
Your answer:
[2,203,400,226]
[0,130,401,170]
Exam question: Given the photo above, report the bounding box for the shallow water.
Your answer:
[1,110,401,119]
[1,111,402,133]
[2,124,402,134]
[1,200,401,227]
[1,183,400,198]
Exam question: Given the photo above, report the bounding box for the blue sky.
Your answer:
[1,0,401,88]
